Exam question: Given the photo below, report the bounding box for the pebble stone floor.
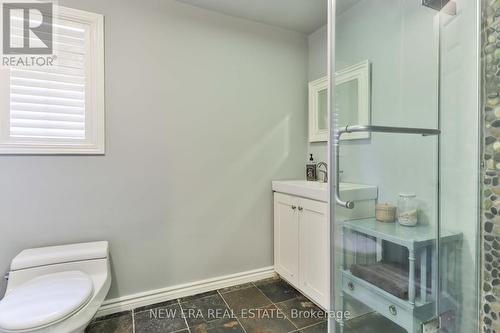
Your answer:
[85,276,403,333]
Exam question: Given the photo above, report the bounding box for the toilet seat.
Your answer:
[0,271,94,332]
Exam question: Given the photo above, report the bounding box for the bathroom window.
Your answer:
[0,7,104,154]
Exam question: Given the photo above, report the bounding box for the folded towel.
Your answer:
[350,262,424,300]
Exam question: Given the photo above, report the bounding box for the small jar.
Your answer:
[376,203,396,223]
[397,193,418,226]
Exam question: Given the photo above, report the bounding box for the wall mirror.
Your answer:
[308,60,371,142]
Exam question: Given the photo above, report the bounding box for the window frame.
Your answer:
[0,6,105,155]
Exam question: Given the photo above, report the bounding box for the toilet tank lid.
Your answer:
[11,241,109,271]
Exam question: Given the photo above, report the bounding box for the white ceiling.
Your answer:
[176,0,327,34]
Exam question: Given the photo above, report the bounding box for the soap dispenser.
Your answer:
[306,154,317,181]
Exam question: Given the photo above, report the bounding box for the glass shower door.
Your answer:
[328,0,479,332]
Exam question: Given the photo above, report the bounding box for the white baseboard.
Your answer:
[96,266,276,317]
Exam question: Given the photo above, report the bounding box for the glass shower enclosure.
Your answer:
[328,0,480,332]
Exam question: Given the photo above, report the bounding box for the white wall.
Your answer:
[0,0,309,300]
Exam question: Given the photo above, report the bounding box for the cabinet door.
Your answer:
[298,197,329,309]
[274,192,299,286]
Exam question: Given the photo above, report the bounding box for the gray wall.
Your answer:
[308,25,328,82]
[439,0,479,330]
[308,1,439,225]
[307,25,328,164]
[336,0,439,225]
[0,0,309,300]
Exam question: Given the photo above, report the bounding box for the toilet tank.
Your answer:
[10,242,109,271]
[5,242,110,294]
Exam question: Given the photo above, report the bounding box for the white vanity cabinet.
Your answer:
[272,180,377,310]
[297,197,329,307]
[274,192,301,286]
[274,192,329,308]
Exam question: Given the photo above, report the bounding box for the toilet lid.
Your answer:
[0,271,94,331]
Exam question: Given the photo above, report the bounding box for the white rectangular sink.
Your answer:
[272,180,377,203]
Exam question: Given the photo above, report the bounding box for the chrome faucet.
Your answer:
[317,162,328,183]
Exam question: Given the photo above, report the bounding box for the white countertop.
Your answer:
[272,180,378,202]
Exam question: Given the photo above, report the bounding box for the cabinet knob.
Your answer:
[291,205,297,210]
[298,207,303,211]
[389,305,397,316]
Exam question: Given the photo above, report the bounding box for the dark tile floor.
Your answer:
[85,277,405,333]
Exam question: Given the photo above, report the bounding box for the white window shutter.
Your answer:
[0,6,104,154]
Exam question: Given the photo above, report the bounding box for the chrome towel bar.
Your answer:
[335,125,441,209]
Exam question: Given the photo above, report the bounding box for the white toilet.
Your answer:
[0,241,111,333]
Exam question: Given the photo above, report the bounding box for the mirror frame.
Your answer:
[308,76,329,142]
[308,60,371,142]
